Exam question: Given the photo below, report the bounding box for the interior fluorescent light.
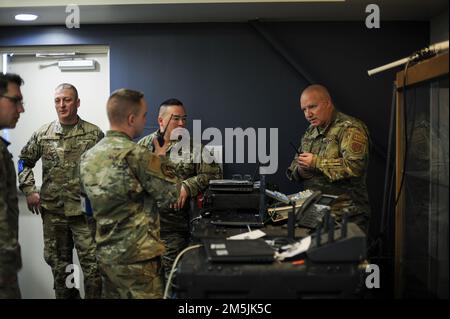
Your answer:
[15,14,38,21]
[36,52,77,58]
[58,60,96,71]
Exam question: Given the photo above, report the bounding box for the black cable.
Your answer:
[373,48,434,262]
[385,163,396,255]
[380,83,398,235]
[375,58,412,261]
[395,49,429,207]
[365,83,398,261]
[394,60,410,207]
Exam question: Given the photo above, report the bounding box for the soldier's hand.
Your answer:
[298,153,314,169]
[26,192,41,215]
[152,138,167,156]
[172,185,189,211]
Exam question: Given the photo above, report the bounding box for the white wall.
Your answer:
[5,49,110,185]
[1,46,110,298]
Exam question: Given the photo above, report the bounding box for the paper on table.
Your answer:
[275,236,312,261]
[227,229,266,240]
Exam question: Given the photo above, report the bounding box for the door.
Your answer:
[1,45,110,298]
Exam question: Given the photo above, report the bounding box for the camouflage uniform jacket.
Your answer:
[80,130,181,264]
[138,131,222,232]
[18,118,104,216]
[0,137,22,277]
[286,110,371,216]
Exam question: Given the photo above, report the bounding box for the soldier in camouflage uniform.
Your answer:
[18,83,103,299]
[80,89,180,299]
[287,84,371,233]
[138,98,222,282]
[0,73,25,299]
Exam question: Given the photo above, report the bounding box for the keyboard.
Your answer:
[297,205,328,229]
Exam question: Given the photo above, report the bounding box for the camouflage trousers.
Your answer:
[99,257,164,299]
[41,210,101,299]
[160,231,189,283]
[0,274,21,299]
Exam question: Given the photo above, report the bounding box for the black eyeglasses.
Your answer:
[0,95,24,107]
[172,114,187,122]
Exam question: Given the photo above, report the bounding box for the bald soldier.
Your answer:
[80,89,180,299]
[18,83,103,299]
[287,84,371,232]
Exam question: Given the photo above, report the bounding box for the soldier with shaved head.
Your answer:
[287,84,371,233]
[18,83,103,298]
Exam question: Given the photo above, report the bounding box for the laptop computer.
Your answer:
[203,239,275,263]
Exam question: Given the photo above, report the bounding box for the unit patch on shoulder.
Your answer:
[348,130,367,155]
[350,141,364,154]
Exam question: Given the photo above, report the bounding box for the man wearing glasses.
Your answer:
[138,98,222,285]
[18,83,103,299]
[0,73,25,299]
